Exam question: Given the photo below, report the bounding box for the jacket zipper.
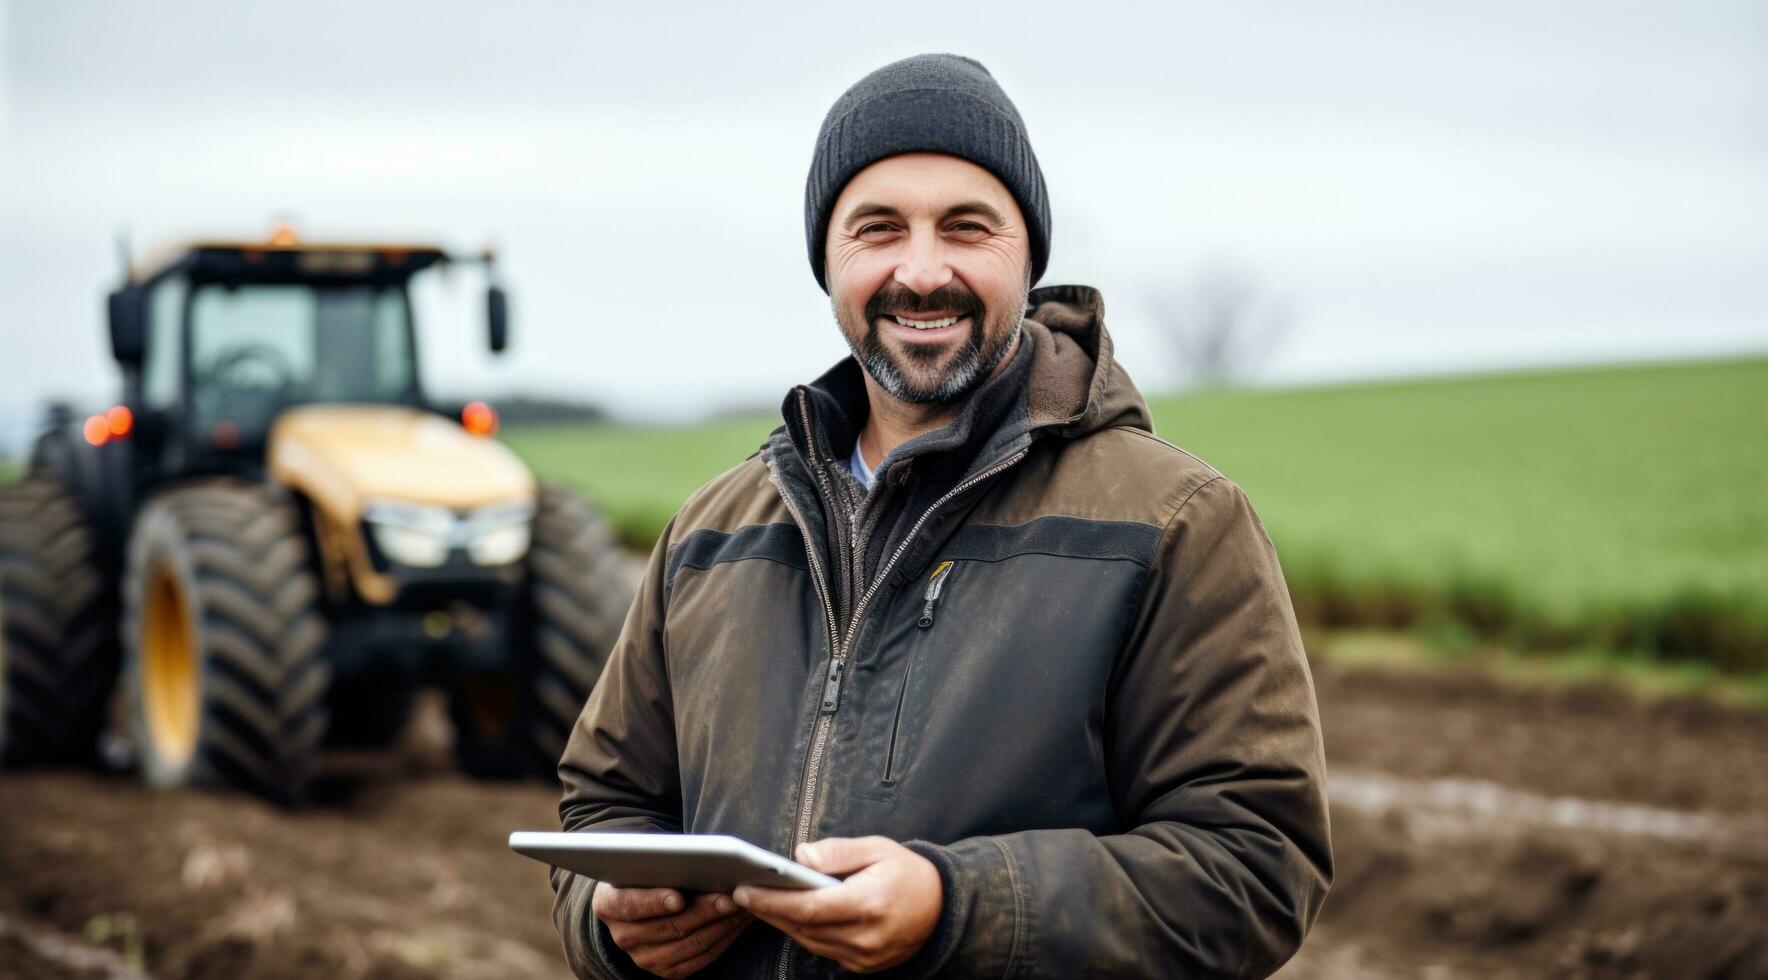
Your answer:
[771,402,1028,979]
[770,393,847,980]
[790,393,845,845]
[917,559,956,629]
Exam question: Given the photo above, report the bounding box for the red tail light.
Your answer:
[462,400,498,437]
[82,414,110,446]
[83,405,135,446]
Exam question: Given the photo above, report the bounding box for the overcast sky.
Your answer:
[2,0,1764,446]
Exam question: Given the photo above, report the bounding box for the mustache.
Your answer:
[864,283,985,321]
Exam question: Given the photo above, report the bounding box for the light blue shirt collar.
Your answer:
[847,437,877,490]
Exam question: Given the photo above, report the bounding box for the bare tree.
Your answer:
[1146,263,1293,390]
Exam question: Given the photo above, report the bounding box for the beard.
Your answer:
[834,274,1029,405]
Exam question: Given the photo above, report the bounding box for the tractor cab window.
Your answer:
[187,283,417,444]
[143,275,189,412]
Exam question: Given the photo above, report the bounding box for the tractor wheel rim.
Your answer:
[143,562,199,765]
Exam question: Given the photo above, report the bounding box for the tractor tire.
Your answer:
[0,475,119,767]
[120,480,330,806]
[452,483,640,778]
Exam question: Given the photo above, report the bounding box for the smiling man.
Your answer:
[551,53,1332,978]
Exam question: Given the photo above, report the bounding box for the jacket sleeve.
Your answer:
[550,515,685,980]
[896,476,1333,979]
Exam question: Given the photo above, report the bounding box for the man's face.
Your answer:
[825,153,1032,405]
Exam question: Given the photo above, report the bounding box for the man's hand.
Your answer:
[592,883,752,978]
[732,836,942,973]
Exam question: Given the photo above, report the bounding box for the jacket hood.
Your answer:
[1020,283,1153,439]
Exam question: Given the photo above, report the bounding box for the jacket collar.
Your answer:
[782,326,1035,489]
[764,283,1152,496]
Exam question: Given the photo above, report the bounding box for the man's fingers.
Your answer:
[624,909,752,977]
[777,920,881,947]
[650,911,751,971]
[652,945,720,980]
[747,913,894,974]
[733,882,867,926]
[650,919,747,980]
[593,882,687,922]
[796,836,897,876]
[620,894,740,947]
[606,893,740,947]
[740,897,869,946]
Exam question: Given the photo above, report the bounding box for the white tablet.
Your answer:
[509,831,840,892]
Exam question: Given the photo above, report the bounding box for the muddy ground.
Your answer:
[3,656,1766,979]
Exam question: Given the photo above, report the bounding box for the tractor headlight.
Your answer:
[362,497,534,568]
[363,499,457,568]
[462,499,534,566]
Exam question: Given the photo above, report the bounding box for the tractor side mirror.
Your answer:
[108,286,147,365]
[487,285,509,354]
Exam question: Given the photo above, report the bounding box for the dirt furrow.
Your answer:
[0,664,1762,978]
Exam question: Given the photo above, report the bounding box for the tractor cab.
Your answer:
[106,231,508,481]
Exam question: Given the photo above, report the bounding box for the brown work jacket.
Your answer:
[552,284,1332,978]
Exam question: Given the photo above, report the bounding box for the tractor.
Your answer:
[0,232,637,804]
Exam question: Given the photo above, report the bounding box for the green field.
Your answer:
[6,358,1760,669]
[503,356,1768,670]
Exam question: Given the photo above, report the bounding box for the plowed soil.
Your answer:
[3,662,1766,979]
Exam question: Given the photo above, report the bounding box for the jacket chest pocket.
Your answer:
[884,559,961,785]
[859,549,1141,810]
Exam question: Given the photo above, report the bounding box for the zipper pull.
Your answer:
[918,561,955,629]
[820,656,846,713]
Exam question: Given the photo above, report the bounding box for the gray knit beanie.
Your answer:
[804,53,1051,294]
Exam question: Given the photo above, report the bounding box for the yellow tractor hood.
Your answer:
[268,404,535,519]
